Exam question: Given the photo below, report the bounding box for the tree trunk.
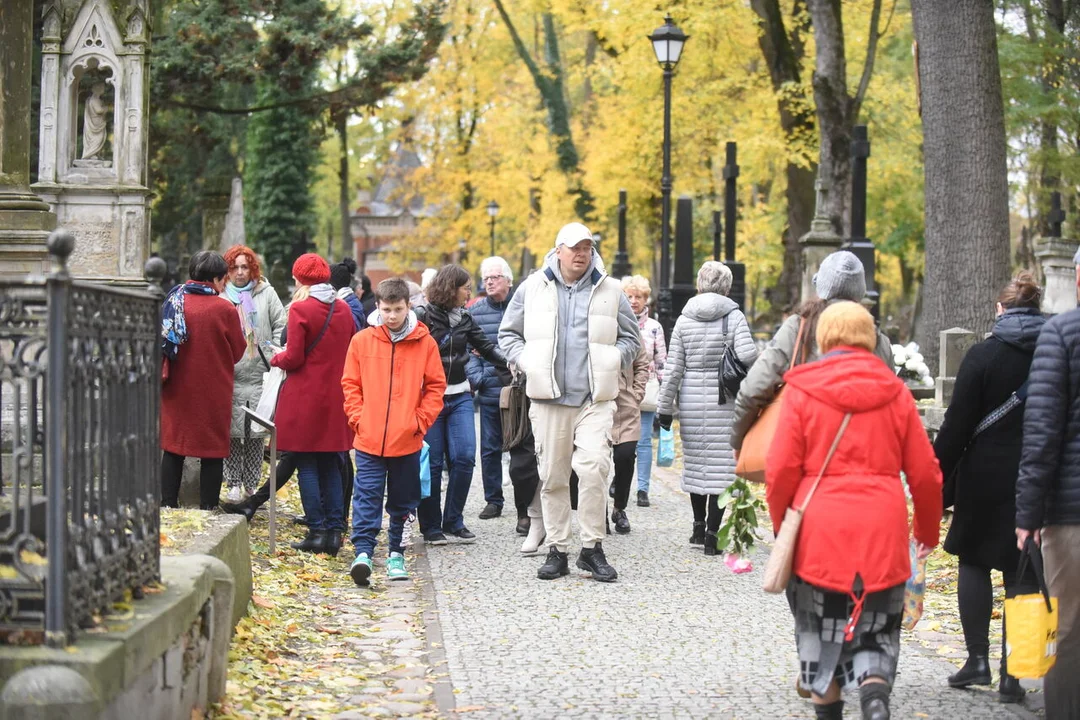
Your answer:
[911,0,1011,368]
[1035,0,1067,235]
[750,0,816,314]
[335,110,352,262]
[807,0,852,236]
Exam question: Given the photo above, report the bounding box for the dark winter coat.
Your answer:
[465,291,513,406]
[415,303,506,387]
[1017,306,1080,529]
[270,297,354,453]
[161,294,246,458]
[934,308,1046,570]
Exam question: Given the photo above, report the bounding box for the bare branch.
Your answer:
[851,0,883,122]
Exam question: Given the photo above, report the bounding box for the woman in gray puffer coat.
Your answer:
[657,261,758,555]
[222,245,287,499]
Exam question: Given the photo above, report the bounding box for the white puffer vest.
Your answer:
[521,267,622,402]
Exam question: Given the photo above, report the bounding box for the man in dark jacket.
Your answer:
[1016,246,1080,718]
[466,257,515,523]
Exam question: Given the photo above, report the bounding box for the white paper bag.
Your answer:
[641,378,660,412]
[254,366,286,423]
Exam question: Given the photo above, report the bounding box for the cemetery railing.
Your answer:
[0,231,163,646]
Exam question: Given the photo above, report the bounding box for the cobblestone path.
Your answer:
[421,456,1040,719]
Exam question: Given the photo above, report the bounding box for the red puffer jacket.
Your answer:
[765,347,942,594]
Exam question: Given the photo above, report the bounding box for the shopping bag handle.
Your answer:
[1016,536,1053,613]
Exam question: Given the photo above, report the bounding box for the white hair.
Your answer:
[420,267,437,290]
[697,261,733,296]
[480,256,513,282]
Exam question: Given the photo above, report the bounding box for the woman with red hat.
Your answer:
[271,253,355,555]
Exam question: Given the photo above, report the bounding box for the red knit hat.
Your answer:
[292,253,331,286]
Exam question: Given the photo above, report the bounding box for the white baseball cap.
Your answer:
[555,222,593,248]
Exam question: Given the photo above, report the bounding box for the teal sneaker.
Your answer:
[386,552,409,581]
[350,553,372,587]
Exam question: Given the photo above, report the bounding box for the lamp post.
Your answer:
[486,200,500,257]
[649,15,689,341]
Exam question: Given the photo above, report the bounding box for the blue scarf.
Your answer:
[161,281,218,360]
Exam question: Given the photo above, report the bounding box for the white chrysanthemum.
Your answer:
[923,376,935,388]
[916,362,930,378]
[905,358,921,372]
[911,352,924,365]
[905,341,919,354]
[892,348,908,366]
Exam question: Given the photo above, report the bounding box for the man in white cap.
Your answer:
[499,222,641,582]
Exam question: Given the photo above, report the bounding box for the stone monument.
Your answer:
[0,1,56,277]
[33,0,152,287]
[1034,192,1077,315]
[799,171,843,303]
[220,177,246,249]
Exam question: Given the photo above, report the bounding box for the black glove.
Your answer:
[658,414,673,431]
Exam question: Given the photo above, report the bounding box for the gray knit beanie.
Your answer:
[813,251,867,301]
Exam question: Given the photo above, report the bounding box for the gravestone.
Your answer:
[33,0,151,287]
[799,172,843,303]
[0,1,56,277]
[1034,193,1077,315]
[935,327,976,407]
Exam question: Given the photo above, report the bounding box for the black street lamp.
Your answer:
[486,200,500,257]
[649,15,689,340]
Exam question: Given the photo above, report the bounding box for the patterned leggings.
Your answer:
[225,437,265,492]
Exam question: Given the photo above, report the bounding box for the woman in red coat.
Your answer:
[271,254,354,555]
[766,301,942,720]
[161,251,246,509]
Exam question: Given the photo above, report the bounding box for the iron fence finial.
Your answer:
[145,256,168,298]
[46,230,75,277]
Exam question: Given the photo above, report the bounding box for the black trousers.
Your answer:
[690,492,725,533]
[610,441,637,511]
[508,416,540,519]
[161,451,223,510]
[957,559,1038,660]
[247,451,352,532]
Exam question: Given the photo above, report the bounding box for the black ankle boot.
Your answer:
[814,700,844,720]
[324,532,343,557]
[860,683,890,720]
[221,498,256,522]
[704,531,719,556]
[291,529,327,553]
[689,521,706,545]
[948,654,991,688]
[999,672,1024,703]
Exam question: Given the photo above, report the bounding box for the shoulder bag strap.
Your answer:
[305,299,336,355]
[797,412,853,513]
[790,318,807,371]
[972,379,1031,437]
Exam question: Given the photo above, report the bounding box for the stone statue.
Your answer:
[81,82,108,160]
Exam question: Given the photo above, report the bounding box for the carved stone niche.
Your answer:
[34,0,152,287]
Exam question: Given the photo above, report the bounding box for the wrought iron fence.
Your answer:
[0,231,165,646]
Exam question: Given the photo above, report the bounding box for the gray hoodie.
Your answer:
[499,248,641,407]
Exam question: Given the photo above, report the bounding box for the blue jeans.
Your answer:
[478,401,504,507]
[418,393,476,534]
[295,452,343,532]
[350,450,421,558]
[637,411,655,492]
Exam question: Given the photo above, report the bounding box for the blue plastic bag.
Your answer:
[419,442,431,499]
[657,427,675,467]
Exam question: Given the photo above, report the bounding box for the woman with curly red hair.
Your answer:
[221,245,286,500]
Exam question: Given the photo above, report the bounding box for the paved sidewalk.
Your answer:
[422,460,1037,719]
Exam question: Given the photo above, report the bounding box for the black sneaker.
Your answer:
[636,491,650,507]
[515,516,531,536]
[447,527,476,543]
[424,531,448,546]
[612,509,631,534]
[478,503,502,520]
[537,546,569,580]
[577,544,618,582]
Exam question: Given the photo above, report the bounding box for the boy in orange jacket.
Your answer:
[341,278,445,586]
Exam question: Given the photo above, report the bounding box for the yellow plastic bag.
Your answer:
[1004,540,1058,679]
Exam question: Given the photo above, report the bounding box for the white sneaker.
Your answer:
[520,520,546,555]
[225,485,243,503]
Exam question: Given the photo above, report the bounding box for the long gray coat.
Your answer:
[657,293,758,494]
[229,280,287,436]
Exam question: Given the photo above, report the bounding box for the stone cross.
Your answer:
[1049,191,1065,238]
[814,176,829,220]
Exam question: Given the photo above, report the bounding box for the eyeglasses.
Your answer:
[482,275,506,283]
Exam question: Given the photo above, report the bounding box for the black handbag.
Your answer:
[718,314,748,404]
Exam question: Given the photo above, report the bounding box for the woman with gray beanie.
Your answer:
[730,251,894,452]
